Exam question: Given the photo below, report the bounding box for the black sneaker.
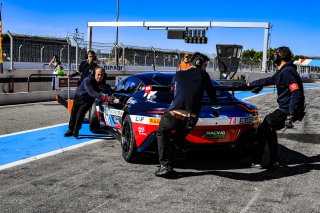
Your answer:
[250,163,263,169]
[73,131,79,138]
[155,165,173,177]
[64,130,73,137]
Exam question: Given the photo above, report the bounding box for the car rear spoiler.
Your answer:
[145,84,263,102]
[146,84,262,92]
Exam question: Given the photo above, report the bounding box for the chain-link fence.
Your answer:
[3,32,270,72]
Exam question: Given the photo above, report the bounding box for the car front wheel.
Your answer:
[121,115,138,162]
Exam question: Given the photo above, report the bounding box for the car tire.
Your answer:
[121,115,138,163]
[89,102,100,134]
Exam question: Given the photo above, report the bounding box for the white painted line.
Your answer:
[0,138,108,171]
[243,92,274,100]
[0,123,68,138]
[0,100,58,108]
[240,187,260,213]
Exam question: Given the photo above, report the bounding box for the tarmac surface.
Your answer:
[0,88,320,212]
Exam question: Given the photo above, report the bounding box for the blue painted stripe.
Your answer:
[0,124,109,166]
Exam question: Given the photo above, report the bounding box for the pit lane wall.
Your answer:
[0,67,273,106]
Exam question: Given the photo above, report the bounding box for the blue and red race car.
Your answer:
[89,72,260,162]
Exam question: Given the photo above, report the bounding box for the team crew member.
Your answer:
[64,67,111,138]
[249,46,305,169]
[155,52,217,177]
[48,55,64,90]
[69,50,98,85]
[177,53,191,71]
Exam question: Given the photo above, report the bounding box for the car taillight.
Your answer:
[237,103,258,113]
[145,110,165,115]
[145,85,152,94]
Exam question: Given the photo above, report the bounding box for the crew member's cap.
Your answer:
[184,53,189,57]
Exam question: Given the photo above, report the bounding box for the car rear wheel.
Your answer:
[122,115,138,162]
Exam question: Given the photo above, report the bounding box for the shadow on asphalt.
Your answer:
[76,134,114,140]
[167,144,320,181]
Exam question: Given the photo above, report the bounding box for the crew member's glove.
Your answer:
[100,95,109,102]
[284,115,294,128]
[251,86,263,94]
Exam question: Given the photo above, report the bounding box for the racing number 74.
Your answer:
[229,117,237,125]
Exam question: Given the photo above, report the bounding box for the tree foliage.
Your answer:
[242,48,307,61]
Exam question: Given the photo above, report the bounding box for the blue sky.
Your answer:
[3,0,320,56]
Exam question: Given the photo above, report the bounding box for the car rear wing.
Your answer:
[144,84,263,102]
[145,84,262,92]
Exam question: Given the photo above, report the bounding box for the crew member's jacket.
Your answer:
[177,61,191,71]
[71,60,98,84]
[249,62,305,116]
[168,67,217,115]
[75,75,102,102]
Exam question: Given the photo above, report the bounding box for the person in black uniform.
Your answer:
[249,46,305,169]
[155,52,217,177]
[68,50,98,85]
[64,67,111,138]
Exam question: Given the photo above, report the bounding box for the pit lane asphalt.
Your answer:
[0,89,320,212]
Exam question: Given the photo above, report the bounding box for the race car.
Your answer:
[89,72,260,162]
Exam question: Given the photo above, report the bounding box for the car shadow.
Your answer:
[168,141,320,181]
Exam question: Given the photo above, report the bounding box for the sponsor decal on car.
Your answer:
[239,117,253,124]
[203,130,226,139]
[149,118,161,125]
[138,126,147,135]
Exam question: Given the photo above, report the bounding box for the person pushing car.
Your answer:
[155,52,217,177]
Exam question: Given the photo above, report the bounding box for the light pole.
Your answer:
[18,44,22,62]
[133,52,138,65]
[40,45,45,63]
[144,54,149,66]
[60,47,65,63]
[115,0,120,70]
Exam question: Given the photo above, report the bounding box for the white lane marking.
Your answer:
[0,100,58,108]
[243,92,273,100]
[240,187,260,213]
[0,138,108,171]
[0,123,68,138]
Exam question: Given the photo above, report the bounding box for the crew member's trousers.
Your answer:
[157,112,196,167]
[252,109,287,164]
[68,96,93,133]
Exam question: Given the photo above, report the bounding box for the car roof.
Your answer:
[130,72,175,85]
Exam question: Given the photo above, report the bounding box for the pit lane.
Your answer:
[0,88,320,212]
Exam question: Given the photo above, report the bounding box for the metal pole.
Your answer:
[144,54,149,66]
[73,37,79,69]
[121,43,125,70]
[262,25,270,72]
[151,46,156,71]
[87,26,92,51]
[40,45,45,63]
[60,47,65,63]
[7,31,13,70]
[18,44,22,62]
[66,37,71,100]
[115,0,120,70]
